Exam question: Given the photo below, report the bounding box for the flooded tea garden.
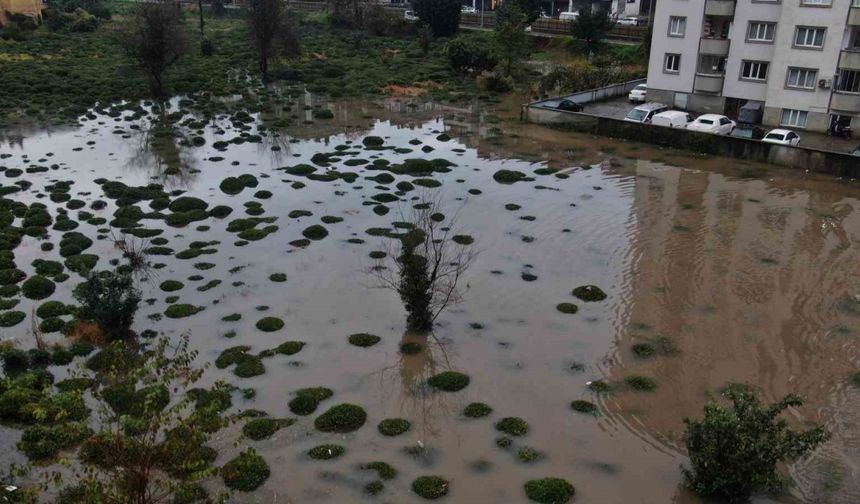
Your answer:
[0,96,859,503]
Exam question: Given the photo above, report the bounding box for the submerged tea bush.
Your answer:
[570,400,597,413]
[256,317,284,332]
[288,387,333,415]
[348,333,381,347]
[556,303,578,314]
[524,477,575,504]
[308,443,345,460]
[572,285,607,302]
[495,417,528,436]
[314,403,367,433]
[222,449,270,492]
[624,375,657,391]
[242,418,294,440]
[463,402,493,418]
[412,475,449,499]
[21,275,56,300]
[427,371,470,392]
[378,418,411,436]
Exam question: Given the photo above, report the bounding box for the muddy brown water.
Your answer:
[0,95,858,503]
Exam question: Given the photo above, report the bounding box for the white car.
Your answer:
[559,11,579,21]
[615,17,638,26]
[404,10,419,21]
[461,6,477,14]
[762,129,801,146]
[628,84,647,103]
[686,114,736,135]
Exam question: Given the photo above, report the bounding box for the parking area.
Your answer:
[541,95,859,155]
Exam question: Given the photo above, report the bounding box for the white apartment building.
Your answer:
[646,0,860,133]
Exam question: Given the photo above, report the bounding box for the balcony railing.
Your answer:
[840,50,860,70]
[830,92,860,114]
[700,37,730,55]
[850,4,860,26]
[694,73,725,94]
[704,0,735,17]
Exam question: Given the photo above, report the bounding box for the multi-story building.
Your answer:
[646,0,860,134]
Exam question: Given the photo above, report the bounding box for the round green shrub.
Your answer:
[572,285,607,302]
[209,205,233,218]
[219,177,244,195]
[363,136,384,147]
[234,355,265,378]
[289,386,333,415]
[411,476,449,499]
[624,375,657,391]
[160,280,184,292]
[256,317,284,332]
[556,303,578,314]
[222,449,270,492]
[302,225,328,240]
[39,317,65,333]
[495,417,529,436]
[275,341,305,355]
[308,444,345,460]
[314,403,367,433]
[452,234,474,245]
[164,304,204,319]
[463,402,493,418]
[348,333,380,347]
[169,196,208,213]
[242,418,294,440]
[524,478,575,504]
[378,418,411,436]
[362,461,397,480]
[427,371,470,392]
[269,273,287,282]
[21,275,55,300]
[36,300,67,319]
[632,342,656,358]
[588,380,610,393]
[493,170,528,184]
[570,400,597,413]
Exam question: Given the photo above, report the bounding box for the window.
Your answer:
[781,109,808,128]
[747,22,775,42]
[664,53,681,73]
[669,16,686,37]
[837,69,860,93]
[801,0,831,5]
[786,68,817,89]
[741,61,769,81]
[794,27,826,48]
[698,55,726,75]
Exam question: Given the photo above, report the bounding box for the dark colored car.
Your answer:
[730,124,766,140]
[852,145,860,157]
[556,99,583,112]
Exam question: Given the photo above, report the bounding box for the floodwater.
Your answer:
[1,93,859,504]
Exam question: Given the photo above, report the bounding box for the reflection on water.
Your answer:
[0,95,859,503]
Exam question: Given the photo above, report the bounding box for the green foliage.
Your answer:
[18,422,91,460]
[493,0,529,76]
[255,316,284,332]
[118,1,190,95]
[314,403,367,433]
[493,169,529,184]
[222,449,270,492]
[571,285,607,302]
[288,387,333,415]
[411,475,449,499]
[624,375,657,391]
[571,8,612,55]
[427,371,470,392]
[463,402,493,418]
[362,461,397,480]
[242,417,294,440]
[495,417,529,436]
[308,443,345,460]
[682,390,829,502]
[524,477,575,503]
[21,275,56,300]
[413,0,461,37]
[377,418,411,436]
[73,269,141,340]
[348,333,381,347]
[570,400,596,413]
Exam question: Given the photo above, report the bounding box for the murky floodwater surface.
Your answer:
[0,96,859,504]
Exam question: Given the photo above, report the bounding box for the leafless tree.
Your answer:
[118,0,190,96]
[367,194,477,333]
[246,0,300,81]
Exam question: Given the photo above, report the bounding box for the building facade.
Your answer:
[646,0,860,133]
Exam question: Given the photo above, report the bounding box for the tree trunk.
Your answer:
[198,0,205,34]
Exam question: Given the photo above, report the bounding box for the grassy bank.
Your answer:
[0,6,474,127]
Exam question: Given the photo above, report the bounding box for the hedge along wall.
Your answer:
[523,105,860,178]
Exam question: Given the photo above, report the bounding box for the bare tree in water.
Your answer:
[368,195,477,333]
[118,0,189,96]
[246,0,300,81]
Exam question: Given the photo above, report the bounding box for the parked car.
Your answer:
[762,129,801,146]
[730,124,766,140]
[652,110,693,128]
[853,145,860,157]
[624,103,669,124]
[559,11,579,21]
[556,99,584,112]
[686,114,736,135]
[615,16,638,26]
[628,84,647,103]
[461,6,477,14]
[404,10,418,21]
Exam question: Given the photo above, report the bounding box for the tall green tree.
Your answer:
[413,0,461,38]
[494,1,529,76]
[496,0,541,27]
[570,7,612,56]
[118,0,189,96]
[683,389,829,503]
[246,0,301,80]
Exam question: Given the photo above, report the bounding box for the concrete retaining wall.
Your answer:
[533,79,646,109]
[523,105,860,177]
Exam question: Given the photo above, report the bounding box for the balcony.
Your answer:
[830,92,860,114]
[840,50,860,70]
[700,37,730,56]
[851,5,860,27]
[694,73,725,94]
[704,0,735,17]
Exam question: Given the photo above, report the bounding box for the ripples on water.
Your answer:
[0,99,858,503]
